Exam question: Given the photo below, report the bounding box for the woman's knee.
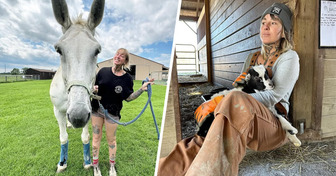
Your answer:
[107,136,117,146]
[226,90,248,100]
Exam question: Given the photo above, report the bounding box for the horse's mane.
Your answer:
[72,14,87,26]
[71,14,98,36]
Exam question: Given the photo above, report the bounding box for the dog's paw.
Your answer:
[288,127,298,135]
[287,133,301,147]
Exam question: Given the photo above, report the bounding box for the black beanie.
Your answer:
[261,3,293,33]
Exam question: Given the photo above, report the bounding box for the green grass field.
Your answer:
[0,80,166,176]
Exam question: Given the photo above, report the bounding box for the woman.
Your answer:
[91,48,154,176]
[158,3,299,176]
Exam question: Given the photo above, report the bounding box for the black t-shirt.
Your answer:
[91,67,134,118]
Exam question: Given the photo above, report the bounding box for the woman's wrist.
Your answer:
[139,88,145,93]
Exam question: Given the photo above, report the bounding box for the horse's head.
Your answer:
[52,0,105,128]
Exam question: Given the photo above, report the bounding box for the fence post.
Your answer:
[5,76,7,82]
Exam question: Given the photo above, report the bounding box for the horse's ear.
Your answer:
[87,0,105,30]
[51,0,72,33]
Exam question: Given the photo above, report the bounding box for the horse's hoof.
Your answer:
[56,163,67,173]
[83,163,92,170]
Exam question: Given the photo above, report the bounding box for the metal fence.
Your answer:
[175,44,198,75]
[149,70,169,85]
[0,75,36,83]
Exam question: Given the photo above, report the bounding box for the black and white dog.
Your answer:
[201,65,301,146]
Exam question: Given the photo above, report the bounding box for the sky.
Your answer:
[0,0,179,73]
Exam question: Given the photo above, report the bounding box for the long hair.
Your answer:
[114,48,130,70]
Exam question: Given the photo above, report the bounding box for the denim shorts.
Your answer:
[92,108,120,124]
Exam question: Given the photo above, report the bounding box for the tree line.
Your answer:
[1,68,29,75]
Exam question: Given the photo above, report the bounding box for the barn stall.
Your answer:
[160,0,336,159]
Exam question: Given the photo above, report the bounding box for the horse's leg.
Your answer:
[54,107,69,173]
[82,122,91,169]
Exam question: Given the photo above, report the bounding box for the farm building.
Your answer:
[161,0,336,157]
[25,68,56,80]
[97,53,169,81]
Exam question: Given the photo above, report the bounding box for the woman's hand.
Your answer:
[93,85,99,93]
[141,78,154,91]
[126,78,154,102]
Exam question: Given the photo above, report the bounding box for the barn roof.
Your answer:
[180,0,204,21]
[99,53,169,70]
[27,68,56,73]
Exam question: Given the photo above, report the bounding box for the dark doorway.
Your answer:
[130,65,136,80]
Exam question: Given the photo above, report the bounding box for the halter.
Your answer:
[66,79,95,97]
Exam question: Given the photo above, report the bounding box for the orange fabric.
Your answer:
[251,51,287,117]
[158,91,287,176]
[194,95,224,126]
[158,135,204,176]
[251,51,280,78]
[232,72,247,87]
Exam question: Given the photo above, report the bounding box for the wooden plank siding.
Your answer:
[205,0,213,82]
[196,0,336,139]
[209,0,275,88]
[322,49,336,138]
[197,6,208,76]
[291,0,317,134]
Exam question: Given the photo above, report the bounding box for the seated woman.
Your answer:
[158,3,299,176]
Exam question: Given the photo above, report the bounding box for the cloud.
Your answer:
[149,53,172,68]
[97,0,178,59]
[0,0,178,73]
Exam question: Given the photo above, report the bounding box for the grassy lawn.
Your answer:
[0,80,166,176]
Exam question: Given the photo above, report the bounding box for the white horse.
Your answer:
[50,0,105,172]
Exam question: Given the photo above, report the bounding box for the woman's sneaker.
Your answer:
[109,164,117,176]
[93,165,102,176]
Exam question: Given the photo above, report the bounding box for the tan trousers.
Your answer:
[158,91,287,176]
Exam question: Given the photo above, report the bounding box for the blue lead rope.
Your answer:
[97,78,160,140]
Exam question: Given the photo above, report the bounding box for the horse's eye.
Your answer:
[94,49,100,56]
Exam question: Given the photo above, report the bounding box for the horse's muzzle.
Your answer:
[67,112,90,128]
[66,86,92,128]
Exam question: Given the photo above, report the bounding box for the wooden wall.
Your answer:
[208,0,276,88]
[321,49,336,138]
[201,0,336,138]
[97,53,164,80]
[197,6,208,77]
